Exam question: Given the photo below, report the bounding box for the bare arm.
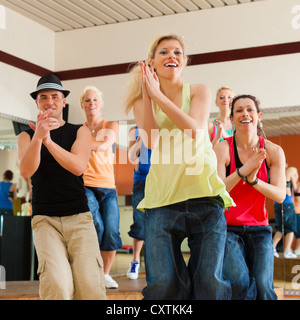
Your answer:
[215,139,286,202]
[18,110,60,178]
[8,183,17,201]
[92,120,119,152]
[214,140,240,192]
[142,62,212,139]
[247,141,286,203]
[214,140,267,193]
[18,131,43,179]
[210,120,227,148]
[43,126,92,176]
[133,61,159,149]
[128,126,141,165]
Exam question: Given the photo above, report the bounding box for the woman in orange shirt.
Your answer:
[80,86,122,289]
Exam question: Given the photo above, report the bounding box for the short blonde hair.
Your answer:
[79,86,104,106]
[215,86,234,99]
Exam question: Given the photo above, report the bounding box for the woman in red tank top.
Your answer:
[214,95,286,300]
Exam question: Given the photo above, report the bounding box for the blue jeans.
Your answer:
[142,196,231,300]
[274,202,297,234]
[84,187,122,251]
[128,180,145,240]
[224,225,277,300]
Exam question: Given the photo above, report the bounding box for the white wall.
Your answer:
[0,63,39,120]
[0,7,54,119]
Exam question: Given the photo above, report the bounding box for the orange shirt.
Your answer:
[83,120,116,189]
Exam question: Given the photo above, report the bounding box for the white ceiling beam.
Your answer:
[130,0,163,17]
[175,0,200,11]
[70,0,116,24]
[147,0,175,15]
[223,0,239,5]
[100,0,140,20]
[161,0,187,13]
[206,0,225,7]
[40,0,95,28]
[85,0,128,22]
[191,0,212,10]
[25,0,83,29]
[66,0,106,25]
[114,0,151,18]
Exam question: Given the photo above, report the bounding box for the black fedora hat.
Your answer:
[30,74,70,100]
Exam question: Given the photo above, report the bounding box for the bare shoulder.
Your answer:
[78,124,90,135]
[214,139,231,164]
[265,139,285,165]
[106,120,119,131]
[77,125,92,141]
[208,121,214,131]
[265,139,284,156]
[190,83,211,98]
[17,130,30,145]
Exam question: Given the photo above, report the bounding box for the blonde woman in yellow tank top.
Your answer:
[124,34,234,300]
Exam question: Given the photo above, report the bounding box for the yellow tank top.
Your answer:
[83,120,116,189]
[138,83,234,210]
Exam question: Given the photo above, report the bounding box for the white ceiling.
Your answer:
[0,0,263,32]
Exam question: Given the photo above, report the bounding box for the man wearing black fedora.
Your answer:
[17,74,106,300]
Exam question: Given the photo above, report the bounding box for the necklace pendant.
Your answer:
[92,129,95,133]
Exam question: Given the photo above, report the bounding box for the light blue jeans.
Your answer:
[84,187,122,251]
[224,225,277,300]
[142,196,231,300]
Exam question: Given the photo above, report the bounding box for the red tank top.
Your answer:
[224,136,269,226]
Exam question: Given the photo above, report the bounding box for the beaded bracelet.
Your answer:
[236,168,247,184]
[246,177,258,186]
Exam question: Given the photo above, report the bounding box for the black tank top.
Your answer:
[26,123,89,217]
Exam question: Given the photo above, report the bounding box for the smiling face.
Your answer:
[215,89,234,111]
[150,39,185,80]
[231,97,262,132]
[36,90,66,119]
[81,90,102,117]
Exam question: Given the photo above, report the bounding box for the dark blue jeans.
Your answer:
[142,196,231,300]
[128,180,145,241]
[274,202,297,234]
[84,186,122,251]
[224,225,277,300]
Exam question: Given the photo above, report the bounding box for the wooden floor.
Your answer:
[0,277,146,300]
[0,253,298,300]
[0,277,288,300]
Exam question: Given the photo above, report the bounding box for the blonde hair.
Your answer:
[124,34,188,115]
[79,86,104,106]
[215,86,234,99]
